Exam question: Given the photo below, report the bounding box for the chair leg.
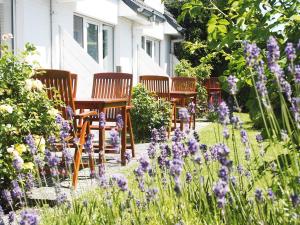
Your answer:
[127,111,135,158]
[72,120,88,188]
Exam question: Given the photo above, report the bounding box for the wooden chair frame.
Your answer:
[35,69,97,188]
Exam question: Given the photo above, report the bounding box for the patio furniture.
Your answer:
[74,98,128,165]
[171,77,197,130]
[205,77,222,106]
[139,75,174,134]
[34,69,97,188]
[90,72,135,159]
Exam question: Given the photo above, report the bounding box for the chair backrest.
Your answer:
[92,73,133,120]
[205,77,221,90]
[34,69,75,119]
[171,77,196,92]
[139,75,170,100]
[70,73,78,98]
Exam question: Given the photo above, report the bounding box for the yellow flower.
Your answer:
[14,144,27,155]
[23,162,34,170]
[34,136,45,152]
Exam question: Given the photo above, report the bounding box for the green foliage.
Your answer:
[130,84,171,142]
[0,42,59,190]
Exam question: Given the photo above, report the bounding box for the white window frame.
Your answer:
[141,36,160,65]
[74,13,114,71]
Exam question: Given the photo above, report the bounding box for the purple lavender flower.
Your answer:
[178,108,190,122]
[25,173,35,190]
[8,211,15,224]
[243,41,261,66]
[134,166,144,177]
[291,97,300,126]
[138,180,145,192]
[291,193,300,207]
[55,114,63,124]
[150,128,160,143]
[13,155,24,172]
[109,128,120,149]
[267,188,275,200]
[255,188,263,202]
[56,192,68,205]
[11,180,23,199]
[172,142,185,159]
[125,151,132,163]
[172,128,184,142]
[188,138,199,155]
[99,112,106,129]
[170,159,183,177]
[20,210,39,225]
[295,65,300,84]
[227,75,238,95]
[186,172,192,183]
[240,129,248,144]
[147,143,156,159]
[112,174,128,191]
[45,150,60,167]
[159,127,167,142]
[62,148,73,165]
[65,106,74,119]
[139,156,150,172]
[213,180,229,208]
[188,102,196,114]
[218,166,229,181]
[200,144,207,151]
[267,36,280,66]
[60,121,70,140]
[230,176,237,187]
[145,188,158,202]
[84,134,94,154]
[2,189,12,204]
[98,164,105,178]
[231,115,240,128]
[218,102,230,125]
[25,134,37,155]
[285,42,296,61]
[256,133,263,143]
[223,127,230,139]
[193,155,202,165]
[116,114,124,130]
[237,164,243,175]
[245,146,251,161]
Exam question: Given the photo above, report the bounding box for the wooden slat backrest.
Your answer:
[70,73,78,98]
[35,69,75,120]
[205,77,221,90]
[171,77,196,92]
[92,73,133,120]
[139,75,170,100]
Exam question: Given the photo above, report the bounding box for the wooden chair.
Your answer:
[205,77,222,106]
[139,75,174,134]
[91,73,135,157]
[34,69,97,188]
[171,77,197,129]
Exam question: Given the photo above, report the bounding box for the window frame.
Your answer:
[141,36,161,66]
[73,13,114,71]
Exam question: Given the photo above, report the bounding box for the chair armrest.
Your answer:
[75,111,98,119]
[126,105,134,110]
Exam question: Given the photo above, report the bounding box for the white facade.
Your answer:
[1,0,182,97]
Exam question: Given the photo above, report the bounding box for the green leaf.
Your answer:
[217,25,227,33]
[291,15,300,21]
[207,23,216,33]
[218,19,230,25]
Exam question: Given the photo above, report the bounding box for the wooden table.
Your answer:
[170,91,197,130]
[74,98,128,165]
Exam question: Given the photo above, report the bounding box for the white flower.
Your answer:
[32,80,43,91]
[48,108,59,117]
[1,33,13,41]
[0,104,13,114]
[12,150,19,157]
[7,146,14,153]
[24,79,33,91]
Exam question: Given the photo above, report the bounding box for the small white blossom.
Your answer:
[48,108,59,117]
[32,80,43,91]
[0,104,13,114]
[1,33,13,41]
[7,146,14,153]
[24,79,33,91]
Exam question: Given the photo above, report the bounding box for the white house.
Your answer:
[0,0,182,97]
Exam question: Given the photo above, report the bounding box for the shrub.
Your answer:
[0,41,60,192]
[130,84,171,142]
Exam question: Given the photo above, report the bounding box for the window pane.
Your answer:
[146,40,152,57]
[73,15,83,47]
[87,22,99,62]
[154,40,160,65]
[0,0,13,48]
[141,36,145,49]
[102,25,113,71]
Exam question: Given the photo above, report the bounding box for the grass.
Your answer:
[39,113,297,225]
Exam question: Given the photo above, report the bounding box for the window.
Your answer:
[0,0,13,49]
[73,15,114,71]
[141,36,160,65]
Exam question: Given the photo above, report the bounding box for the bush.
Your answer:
[0,42,60,192]
[130,84,172,142]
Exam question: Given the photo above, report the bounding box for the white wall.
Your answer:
[143,0,164,13]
